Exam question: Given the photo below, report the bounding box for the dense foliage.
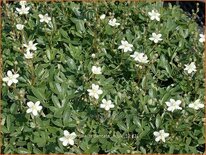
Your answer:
[2,1,205,153]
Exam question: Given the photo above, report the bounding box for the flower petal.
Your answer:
[70,132,77,139]
[97,90,103,94]
[64,130,70,136]
[2,77,9,82]
[26,108,32,113]
[7,70,13,77]
[35,101,41,106]
[13,74,19,78]
[32,110,38,116]
[27,101,34,107]
[100,104,106,108]
[37,106,42,111]
[155,137,161,142]
[7,80,13,86]
[59,137,66,142]
[68,139,74,145]
[62,140,68,146]
[12,79,18,84]
[153,131,160,136]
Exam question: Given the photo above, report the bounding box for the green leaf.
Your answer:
[161,92,171,105]
[133,116,142,129]
[52,94,61,108]
[69,44,83,61]
[80,140,89,151]
[140,146,146,154]
[55,83,62,94]
[6,115,11,132]
[70,18,85,32]
[155,114,161,128]
[141,76,147,89]
[70,2,81,16]
[63,109,70,126]
[10,103,17,113]
[105,25,114,35]
[17,148,31,154]
[59,28,69,39]
[67,57,77,71]
[46,49,55,61]
[117,121,127,131]
[168,145,174,153]
[31,87,46,101]
[160,54,172,76]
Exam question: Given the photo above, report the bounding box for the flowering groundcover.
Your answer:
[1,1,205,154]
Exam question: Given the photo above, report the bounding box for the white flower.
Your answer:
[16,24,24,30]
[199,34,205,43]
[149,33,162,43]
[3,70,19,86]
[118,40,133,52]
[23,40,38,52]
[189,99,204,110]
[59,130,77,146]
[130,52,149,63]
[165,99,182,112]
[91,66,102,75]
[91,53,96,58]
[184,62,196,74]
[24,51,34,59]
[153,130,169,142]
[19,0,27,6]
[26,101,42,116]
[100,14,106,20]
[148,10,160,21]
[39,14,51,24]
[108,18,120,27]
[16,5,30,15]
[87,84,103,99]
[100,99,114,111]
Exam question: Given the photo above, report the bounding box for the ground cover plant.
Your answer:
[1,1,205,154]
